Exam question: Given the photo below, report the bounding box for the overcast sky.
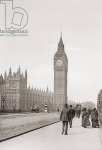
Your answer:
[0,0,102,103]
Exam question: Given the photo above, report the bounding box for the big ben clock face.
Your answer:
[56,59,63,66]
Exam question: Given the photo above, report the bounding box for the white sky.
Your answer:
[0,0,102,103]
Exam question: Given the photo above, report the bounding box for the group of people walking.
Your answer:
[82,107,99,128]
[60,104,99,135]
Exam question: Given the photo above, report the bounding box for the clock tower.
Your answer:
[54,35,68,110]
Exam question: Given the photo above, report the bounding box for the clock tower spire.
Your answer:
[54,34,68,110]
[57,33,64,51]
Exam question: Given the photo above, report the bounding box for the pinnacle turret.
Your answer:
[58,33,64,51]
[25,70,27,79]
[18,65,21,74]
[9,67,12,76]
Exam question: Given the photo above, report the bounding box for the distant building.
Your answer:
[0,67,54,112]
[54,34,68,110]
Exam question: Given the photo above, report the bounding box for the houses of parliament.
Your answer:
[0,35,68,112]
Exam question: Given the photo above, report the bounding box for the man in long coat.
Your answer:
[68,105,75,128]
[60,103,69,135]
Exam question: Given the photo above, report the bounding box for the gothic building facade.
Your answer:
[0,67,54,112]
[0,35,68,112]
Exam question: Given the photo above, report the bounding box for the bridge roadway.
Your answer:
[0,112,59,141]
[0,118,102,150]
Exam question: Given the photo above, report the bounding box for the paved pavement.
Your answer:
[0,118,102,150]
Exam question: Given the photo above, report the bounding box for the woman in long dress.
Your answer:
[91,108,99,128]
[82,108,90,128]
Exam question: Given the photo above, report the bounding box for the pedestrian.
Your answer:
[60,103,69,135]
[82,108,90,128]
[57,108,60,112]
[75,104,81,118]
[68,105,75,128]
[91,108,99,128]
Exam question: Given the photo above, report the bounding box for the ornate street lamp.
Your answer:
[1,95,7,112]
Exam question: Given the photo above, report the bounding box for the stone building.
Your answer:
[54,34,68,110]
[0,67,54,112]
[26,87,54,112]
[97,90,102,112]
[0,67,27,112]
[97,89,102,123]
